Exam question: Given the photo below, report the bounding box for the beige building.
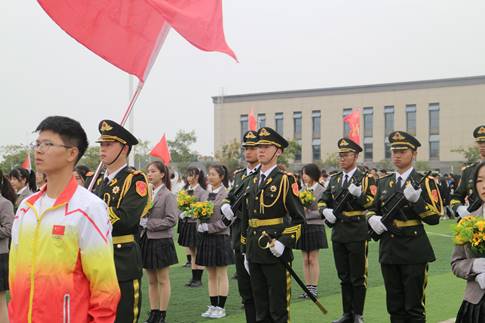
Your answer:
[213,76,485,171]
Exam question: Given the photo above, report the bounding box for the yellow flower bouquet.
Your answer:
[299,189,316,208]
[177,190,196,213]
[191,201,214,222]
[454,216,485,255]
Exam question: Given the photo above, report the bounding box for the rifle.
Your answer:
[258,231,328,315]
[332,171,368,221]
[368,170,432,241]
[230,174,254,213]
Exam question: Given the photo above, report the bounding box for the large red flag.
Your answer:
[147,0,237,61]
[21,152,32,171]
[150,134,171,165]
[343,110,361,145]
[248,109,257,131]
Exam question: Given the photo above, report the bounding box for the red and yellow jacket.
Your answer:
[9,177,120,323]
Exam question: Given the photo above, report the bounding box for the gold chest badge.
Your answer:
[270,185,277,192]
[112,186,120,194]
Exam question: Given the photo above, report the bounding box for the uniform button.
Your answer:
[255,197,258,200]
[390,234,394,238]
[253,231,256,235]
[414,231,417,235]
[117,244,122,249]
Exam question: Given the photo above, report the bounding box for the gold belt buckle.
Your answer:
[257,231,275,250]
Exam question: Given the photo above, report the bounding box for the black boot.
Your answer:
[354,314,364,323]
[158,311,167,323]
[332,313,354,323]
[144,310,160,323]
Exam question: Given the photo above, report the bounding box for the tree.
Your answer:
[279,139,301,169]
[318,152,339,171]
[0,145,29,173]
[78,146,100,171]
[451,145,480,164]
[133,140,151,170]
[215,139,243,176]
[167,130,199,174]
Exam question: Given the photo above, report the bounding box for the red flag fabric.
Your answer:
[343,110,361,145]
[150,134,171,165]
[248,109,257,131]
[146,0,237,61]
[21,152,31,171]
[37,0,170,82]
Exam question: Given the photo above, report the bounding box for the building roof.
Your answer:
[212,75,485,104]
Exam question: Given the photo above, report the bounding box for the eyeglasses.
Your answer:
[30,141,73,152]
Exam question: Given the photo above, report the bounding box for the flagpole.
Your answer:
[88,80,145,191]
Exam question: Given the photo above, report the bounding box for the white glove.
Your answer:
[403,185,422,203]
[476,273,485,289]
[269,240,285,258]
[472,258,485,273]
[178,211,186,220]
[221,203,235,221]
[243,254,250,276]
[368,216,387,235]
[322,208,337,224]
[457,205,470,218]
[348,183,362,197]
[197,223,208,233]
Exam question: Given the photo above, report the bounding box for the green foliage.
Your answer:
[317,152,339,171]
[376,159,393,171]
[0,145,29,173]
[279,139,301,168]
[167,130,200,174]
[215,139,243,177]
[451,145,480,164]
[133,140,151,170]
[415,160,430,172]
[78,146,100,170]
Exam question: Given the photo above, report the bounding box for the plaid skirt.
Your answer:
[178,220,198,248]
[456,295,485,323]
[295,224,328,251]
[0,253,8,291]
[141,235,179,270]
[196,234,234,267]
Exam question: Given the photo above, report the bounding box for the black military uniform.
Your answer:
[450,125,485,215]
[91,120,150,323]
[318,138,376,323]
[240,127,305,323]
[368,131,443,323]
[221,130,259,323]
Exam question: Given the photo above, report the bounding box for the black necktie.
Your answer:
[342,174,349,188]
[397,176,403,192]
[259,174,266,189]
[102,177,110,188]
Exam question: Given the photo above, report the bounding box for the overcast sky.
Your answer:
[2,1,485,156]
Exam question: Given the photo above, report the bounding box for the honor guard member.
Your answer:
[450,125,485,217]
[220,130,260,323]
[240,127,306,323]
[91,120,150,323]
[318,138,377,323]
[367,131,443,323]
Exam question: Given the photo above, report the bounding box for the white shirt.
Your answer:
[259,164,278,185]
[210,184,223,194]
[17,186,28,195]
[395,167,414,187]
[152,184,164,201]
[246,164,260,176]
[342,167,358,184]
[189,184,200,191]
[307,182,319,191]
[104,164,127,182]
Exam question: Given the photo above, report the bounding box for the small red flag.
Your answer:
[21,152,31,171]
[248,109,257,131]
[343,110,361,145]
[150,134,171,165]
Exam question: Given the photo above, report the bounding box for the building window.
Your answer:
[312,139,321,161]
[406,104,417,136]
[343,108,352,137]
[384,106,394,159]
[240,114,248,139]
[275,112,284,135]
[295,140,302,162]
[364,139,373,161]
[363,107,373,138]
[429,103,440,160]
[312,110,321,139]
[293,111,302,140]
[257,113,266,128]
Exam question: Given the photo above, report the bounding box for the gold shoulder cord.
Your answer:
[259,174,288,214]
[117,173,134,209]
[424,177,444,215]
[141,173,152,217]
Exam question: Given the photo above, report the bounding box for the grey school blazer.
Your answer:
[145,185,179,239]
[0,195,14,254]
[451,205,485,304]
[303,184,325,225]
[203,186,230,236]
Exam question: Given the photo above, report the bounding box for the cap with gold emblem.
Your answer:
[256,127,288,149]
[242,130,259,147]
[337,137,362,153]
[389,131,421,151]
[96,120,139,146]
[473,125,485,143]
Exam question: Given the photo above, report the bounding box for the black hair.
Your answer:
[208,164,229,188]
[0,170,18,205]
[148,161,172,191]
[74,165,91,182]
[473,161,485,202]
[35,116,89,163]
[302,163,321,183]
[186,167,207,190]
[9,167,37,192]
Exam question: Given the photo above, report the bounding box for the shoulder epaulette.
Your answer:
[380,173,394,179]
[329,171,342,178]
[234,168,245,175]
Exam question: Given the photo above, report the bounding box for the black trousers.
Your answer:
[381,263,428,323]
[235,249,257,323]
[332,240,368,315]
[115,279,142,323]
[249,261,290,323]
